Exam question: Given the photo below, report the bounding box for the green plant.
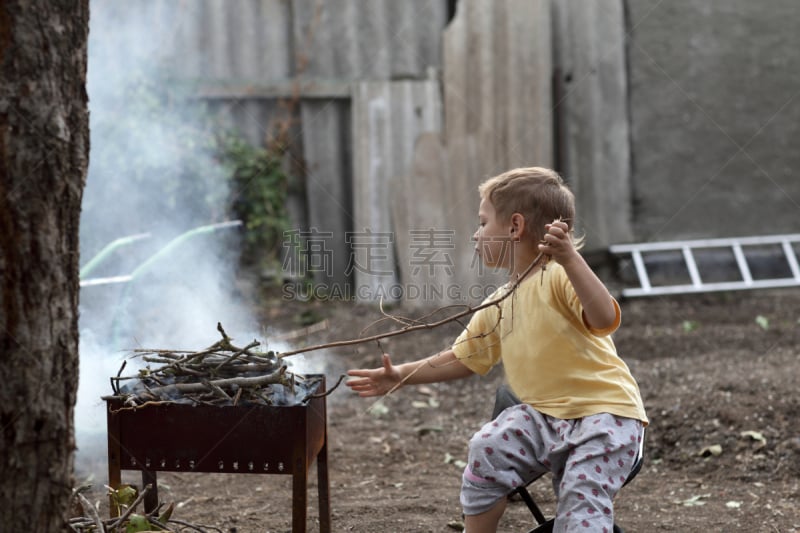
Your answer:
[218,134,290,269]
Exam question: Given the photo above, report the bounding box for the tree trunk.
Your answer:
[0,0,89,530]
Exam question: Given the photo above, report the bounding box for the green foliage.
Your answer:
[218,134,290,268]
[125,514,153,533]
[107,484,137,517]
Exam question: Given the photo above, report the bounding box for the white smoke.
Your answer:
[77,2,340,480]
[75,0,254,478]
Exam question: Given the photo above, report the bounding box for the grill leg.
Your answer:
[317,438,331,532]
[142,470,158,514]
[292,457,308,533]
[107,407,123,517]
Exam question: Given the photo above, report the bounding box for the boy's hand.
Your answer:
[539,220,580,266]
[539,220,618,330]
[346,353,403,397]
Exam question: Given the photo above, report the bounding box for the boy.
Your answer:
[347,167,648,532]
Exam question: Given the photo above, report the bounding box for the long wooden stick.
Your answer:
[277,253,546,358]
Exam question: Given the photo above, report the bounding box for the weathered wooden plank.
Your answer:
[443,0,552,174]
[552,0,632,251]
[435,0,553,302]
[390,132,455,307]
[296,101,353,288]
[291,0,447,291]
[352,81,442,302]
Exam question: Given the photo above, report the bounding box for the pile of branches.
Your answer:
[102,323,325,409]
[69,484,221,533]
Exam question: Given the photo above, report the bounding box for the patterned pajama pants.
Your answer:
[461,403,643,532]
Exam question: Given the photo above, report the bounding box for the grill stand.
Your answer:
[106,377,330,533]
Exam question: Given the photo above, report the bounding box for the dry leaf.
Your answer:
[674,493,711,506]
[740,430,767,444]
[368,401,389,417]
[699,444,722,457]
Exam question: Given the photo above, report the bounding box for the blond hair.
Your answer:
[478,167,582,248]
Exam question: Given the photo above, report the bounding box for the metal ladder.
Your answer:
[609,234,800,297]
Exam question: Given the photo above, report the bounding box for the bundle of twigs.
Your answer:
[102,323,323,409]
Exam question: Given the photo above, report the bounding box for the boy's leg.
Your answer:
[463,498,506,533]
[551,414,643,533]
[460,404,552,522]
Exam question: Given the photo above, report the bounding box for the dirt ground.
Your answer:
[87,287,800,532]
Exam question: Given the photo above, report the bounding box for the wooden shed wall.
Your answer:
[88,0,636,306]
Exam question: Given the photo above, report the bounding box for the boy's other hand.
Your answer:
[346,353,402,397]
[539,220,580,266]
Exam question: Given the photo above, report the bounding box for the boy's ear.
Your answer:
[509,213,525,239]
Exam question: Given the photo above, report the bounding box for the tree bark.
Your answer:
[0,0,89,530]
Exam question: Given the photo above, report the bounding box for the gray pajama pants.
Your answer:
[461,403,643,532]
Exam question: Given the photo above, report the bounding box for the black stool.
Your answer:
[491,385,643,533]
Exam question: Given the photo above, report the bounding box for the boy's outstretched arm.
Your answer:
[346,349,474,398]
[540,220,617,331]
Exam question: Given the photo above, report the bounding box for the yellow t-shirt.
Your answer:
[452,264,648,425]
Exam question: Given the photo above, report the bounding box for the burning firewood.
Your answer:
[103,323,323,409]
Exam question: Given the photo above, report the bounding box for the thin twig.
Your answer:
[110,360,126,395]
[144,368,286,396]
[167,518,224,533]
[75,492,105,533]
[203,379,232,401]
[131,348,195,355]
[214,340,261,371]
[271,319,329,341]
[308,374,346,399]
[377,295,420,328]
[105,400,176,413]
